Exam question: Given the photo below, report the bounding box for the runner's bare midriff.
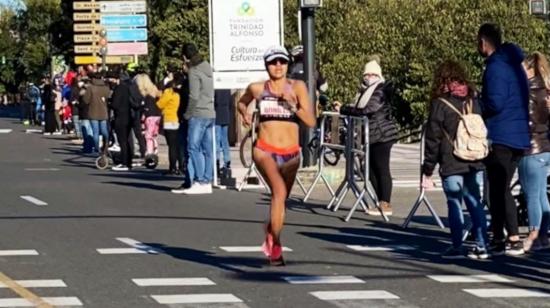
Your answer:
[258,121,300,148]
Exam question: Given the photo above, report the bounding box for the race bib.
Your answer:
[259,99,293,118]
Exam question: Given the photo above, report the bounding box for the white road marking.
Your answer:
[24,129,42,134]
[219,246,292,252]
[19,196,47,206]
[310,290,400,300]
[0,250,39,256]
[97,237,162,255]
[428,275,513,283]
[463,288,550,298]
[132,278,215,286]
[0,280,66,288]
[24,168,60,171]
[283,276,364,284]
[347,245,414,251]
[0,129,12,134]
[151,294,243,304]
[96,248,149,254]
[0,297,82,307]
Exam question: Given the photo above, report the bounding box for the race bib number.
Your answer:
[259,99,292,118]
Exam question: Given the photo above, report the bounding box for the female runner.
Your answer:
[238,46,316,265]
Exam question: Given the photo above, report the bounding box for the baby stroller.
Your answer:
[95,119,121,170]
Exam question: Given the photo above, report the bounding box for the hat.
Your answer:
[263,46,290,63]
[363,60,382,77]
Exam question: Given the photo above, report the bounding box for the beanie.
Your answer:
[363,60,382,77]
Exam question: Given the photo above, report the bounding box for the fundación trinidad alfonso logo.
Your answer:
[238,1,255,16]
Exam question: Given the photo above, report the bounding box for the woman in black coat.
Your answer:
[340,58,398,216]
[42,79,57,134]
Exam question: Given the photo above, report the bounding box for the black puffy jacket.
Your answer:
[340,82,398,144]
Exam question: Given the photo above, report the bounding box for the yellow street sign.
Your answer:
[75,56,99,65]
[75,45,100,54]
[73,2,100,10]
[74,55,135,65]
[74,34,98,43]
[74,24,101,32]
[73,13,100,21]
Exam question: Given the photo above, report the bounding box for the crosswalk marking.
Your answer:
[24,129,42,134]
[347,245,414,252]
[310,290,400,300]
[0,280,66,288]
[219,246,292,252]
[151,294,243,304]
[20,196,47,206]
[132,278,216,286]
[0,250,39,256]
[283,276,364,284]
[0,129,12,134]
[428,275,513,283]
[463,288,550,298]
[97,237,162,255]
[0,297,82,307]
[24,168,60,171]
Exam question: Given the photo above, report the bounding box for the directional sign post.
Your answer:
[99,1,146,13]
[100,15,147,27]
[106,29,147,42]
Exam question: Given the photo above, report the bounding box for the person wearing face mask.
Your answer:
[340,57,398,216]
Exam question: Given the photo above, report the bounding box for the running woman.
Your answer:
[238,46,316,265]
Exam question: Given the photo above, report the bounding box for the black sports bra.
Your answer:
[257,81,299,123]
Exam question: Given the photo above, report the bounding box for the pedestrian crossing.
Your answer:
[0,278,82,307]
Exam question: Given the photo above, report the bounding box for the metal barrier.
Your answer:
[401,126,445,229]
[326,115,389,222]
[302,111,340,202]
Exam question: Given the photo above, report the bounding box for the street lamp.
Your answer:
[299,0,321,167]
[300,0,322,8]
[529,0,547,17]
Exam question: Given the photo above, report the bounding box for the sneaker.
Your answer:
[467,246,489,260]
[367,202,392,216]
[505,240,525,256]
[270,244,285,266]
[52,131,62,135]
[171,184,188,194]
[488,240,506,256]
[441,246,466,259]
[112,164,129,171]
[175,183,213,195]
[108,144,121,152]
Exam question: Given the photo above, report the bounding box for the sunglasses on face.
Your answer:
[267,58,289,66]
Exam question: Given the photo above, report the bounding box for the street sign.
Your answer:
[74,34,97,43]
[73,2,100,10]
[75,45,100,54]
[108,42,148,55]
[99,1,146,13]
[74,24,102,32]
[100,14,147,27]
[75,55,134,64]
[73,13,100,21]
[107,29,147,42]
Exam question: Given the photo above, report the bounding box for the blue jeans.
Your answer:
[215,125,231,165]
[519,152,550,233]
[90,120,109,153]
[80,119,94,153]
[442,170,488,249]
[187,117,215,184]
[72,115,82,139]
[179,121,194,184]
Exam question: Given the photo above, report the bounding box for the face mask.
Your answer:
[362,76,380,87]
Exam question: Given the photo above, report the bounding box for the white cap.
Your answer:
[363,60,382,77]
[263,45,290,63]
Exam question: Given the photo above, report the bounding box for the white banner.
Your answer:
[209,0,283,89]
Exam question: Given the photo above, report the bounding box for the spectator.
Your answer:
[136,73,161,156]
[340,58,398,216]
[109,70,134,171]
[83,72,111,153]
[518,52,550,252]
[172,43,215,195]
[42,78,57,135]
[126,65,147,159]
[157,76,183,175]
[477,23,530,256]
[76,75,94,153]
[214,89,232,176]
[422,60,488,259]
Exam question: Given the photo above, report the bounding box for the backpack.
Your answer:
[439,98,489,161]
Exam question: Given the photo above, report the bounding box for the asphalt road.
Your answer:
[0,107,549,308]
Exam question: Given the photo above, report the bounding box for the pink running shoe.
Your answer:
[270,244,285,266]
[261,232,274,257]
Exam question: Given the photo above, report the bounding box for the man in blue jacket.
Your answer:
[478,23,530,256]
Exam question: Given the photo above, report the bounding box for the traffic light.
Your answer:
[98,28,108,56]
